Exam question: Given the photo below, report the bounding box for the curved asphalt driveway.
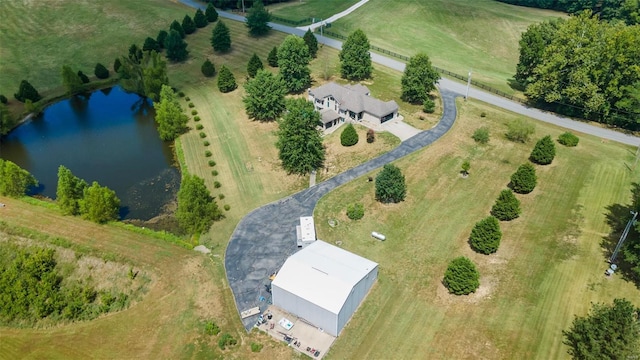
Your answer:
[225,89,459,329]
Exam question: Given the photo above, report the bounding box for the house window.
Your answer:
[381,113,395,123]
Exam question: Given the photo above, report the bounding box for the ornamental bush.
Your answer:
[375,164,406,203]
[423,97,435,113]
[469,216,502,254]
[530,135,556,165]
[94,63,110,79]
[490,189,521,221]
[346,203,364,220]
[510,163,537,194]
[366,129,375,143]
[443,256,480,295]
[217,65,237,93]
[340,123,358,146]
[558,132,579,147]
[506,119,535,143]
[472,126,490,144]
[201,59,216,77]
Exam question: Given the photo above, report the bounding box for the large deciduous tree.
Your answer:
[14,80,41,103]
[276,98,325,175]
[211,21,231,52]
[176,174,222,234]
[443,256,480,295]
[79,181,120,223]
[154,85,188,141]
[247,53,263,78]
[246,0,271,36]
[375,164,406,203]
[339,29,372,80]
[303,29,318,58]
[515,19,563,87]
[118,51,169,101]
[243,70,287,121]
[278,35,311,93]
[401,53,440,104]
[61,65,83,95]
[56,165,88,216]
[217,65,237,93]
[563,298,640,360]
[164,29,189,62]
[0,159,38,197]
[0,103,14,136]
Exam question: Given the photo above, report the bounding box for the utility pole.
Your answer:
[465,70,472,101]
[610,211,638,264]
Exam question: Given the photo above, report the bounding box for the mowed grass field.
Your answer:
[315,99,640,359]
[267,0,360,23]
[0,0,192,97]
[329,0,563,94]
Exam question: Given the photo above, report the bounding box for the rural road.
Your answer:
[176,0,640,329]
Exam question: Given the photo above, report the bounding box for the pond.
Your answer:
[0,87,180,220]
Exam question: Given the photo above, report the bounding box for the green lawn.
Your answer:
[316,99,640,359]
[268,0,361,24]
[328,0,563,94]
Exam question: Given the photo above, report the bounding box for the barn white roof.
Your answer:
[272,240,378,314]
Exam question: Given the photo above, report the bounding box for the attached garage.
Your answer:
[271,240,378,336]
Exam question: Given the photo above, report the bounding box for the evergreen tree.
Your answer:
[211,21,231,52]
[0,103,14,136]
[339,29,372,80]
[164,29,189,62]
[246,53,263,78]
[401,53,440,104]
[14,80,41,102]
[153,85,188,141]
[170,20,185,39]
[80,181,120,223]
[77,70,90,84]
[206,3,219,22]
[182,14,196,35]
[443,257,480,295]
[194,9,208,28]
[157,30,168,49]
[469,216,502,254]
[143,37,160,52]
[61,66,83,95]
[176,174,222,234]
[510,163,537,194]
[530,135,556,165]
[278,35,311,93]
[113,58,122,73]
[267,46,278,67]
[340,123,358,146]
[0,95,7,104]
[490,189,521,221]
[375,164,406,203]
[56,165,88,216]
[94,63,110,79]
[128,44,143,64]
[201,59,216,77]
[246,0,271,36]
[217,65,237,93]
[303,28,318,58]
[0,159,38,197]
[276,98,325,175]
[243,70,287,121]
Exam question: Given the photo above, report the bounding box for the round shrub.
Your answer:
[250,342,263,353]
[443,256,480,295]
[185,96,190,101]
[530,135,556,165]
[480,112,487,118]
[199,132,207,138]
[423,97,435,113]
[214,181,221,188]
[366,129,375,143]
[218,193,225,200]
[346,203,364,220]
[203,140,210,146]
[506,119,535,143]
[196,124,204,130]
[490,189,521,221]
[94,63,110,79]
[194,116,201,122]
[472,126,490,144]
[510,163,537,194]
[205,150,212,157]
[201,59,216,77]
[558,132,579,147]
[224,204,231,211]
[340,124,359,146]
[178,91,185,97]
[469,216,502,254]
[211,170,219,176]
[191,110,198,116]
[208,160,216,167]
[188,102,195,108]
[0,94,7,104]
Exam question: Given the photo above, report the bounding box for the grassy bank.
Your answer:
[329,0,563,94]
[315,99,640,359]
[267,0,360,24]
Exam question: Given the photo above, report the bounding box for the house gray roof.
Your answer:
[309,82,398,118]
[320,108,340,124]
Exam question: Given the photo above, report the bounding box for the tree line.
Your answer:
[516,11,640,130]
[495,0,640,24]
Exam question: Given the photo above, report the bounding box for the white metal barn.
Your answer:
[271,240,378,336]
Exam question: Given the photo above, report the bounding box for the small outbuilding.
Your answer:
[271,240,378,336]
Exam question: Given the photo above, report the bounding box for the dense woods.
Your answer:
[496,0,640,24]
